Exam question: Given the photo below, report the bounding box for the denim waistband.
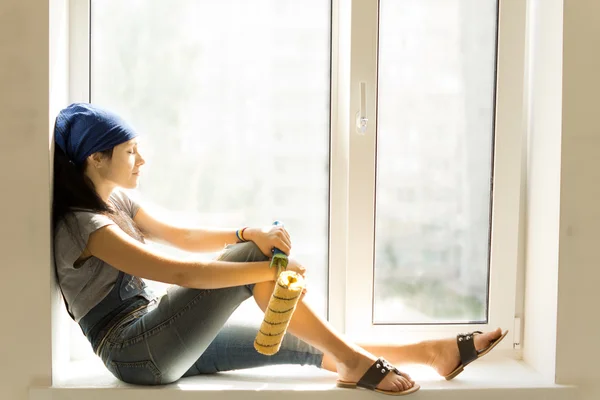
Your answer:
[82,295,151,353]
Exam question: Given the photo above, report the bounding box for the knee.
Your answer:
[242,241,268,261]
[218,241,269,263]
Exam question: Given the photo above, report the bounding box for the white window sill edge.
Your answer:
[30,356,577,400]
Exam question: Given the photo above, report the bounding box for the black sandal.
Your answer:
[336,357,420,396]
[444,330,509,380]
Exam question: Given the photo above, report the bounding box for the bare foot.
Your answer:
[427,328,504,377]
[336,348,416,393]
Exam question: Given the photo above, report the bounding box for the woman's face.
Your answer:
[97,138,145,189]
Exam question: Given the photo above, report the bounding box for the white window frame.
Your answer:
[68,0,525,360]
[331,0,526,348]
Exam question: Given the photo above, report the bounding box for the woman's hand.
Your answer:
[245,225,292,258]
[285,258,306,279]
[284,258,308,296]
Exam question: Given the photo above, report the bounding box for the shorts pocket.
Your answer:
[110,359,162,385]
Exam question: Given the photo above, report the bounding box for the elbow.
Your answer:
[172,269,197,288]
[171,270,187,287]
[171,261,209,289]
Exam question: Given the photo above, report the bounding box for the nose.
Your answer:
[136,151,145,166]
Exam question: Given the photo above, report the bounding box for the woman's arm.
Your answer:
[133,207,291,255]
[133,207,240,252]
[86,224,277,289]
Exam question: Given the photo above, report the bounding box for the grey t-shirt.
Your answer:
[53,189,143,322]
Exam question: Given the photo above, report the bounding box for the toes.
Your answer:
[380,375,406,392]
[401,371,414,383]
[479,328,500,341]
[399,372,414,386]
[391,380,403,392]
[473,328,504,351]
[487,328,503,342]
[398,376,412,391]
[393,378,405,392]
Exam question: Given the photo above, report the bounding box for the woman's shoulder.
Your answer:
[109,189,141,219]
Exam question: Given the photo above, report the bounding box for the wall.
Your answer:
[523,1,600,399]
[555,0,600,399]
[0,0,54,400]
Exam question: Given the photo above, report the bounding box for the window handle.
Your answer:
[356,82,368,134]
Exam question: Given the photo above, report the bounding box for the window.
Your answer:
[89,0,331,319]
[373,0,497,325]
[68,0,524,360]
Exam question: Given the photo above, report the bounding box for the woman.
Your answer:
[52,103,506,396]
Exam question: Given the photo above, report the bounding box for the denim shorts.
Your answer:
[96,242,324,385]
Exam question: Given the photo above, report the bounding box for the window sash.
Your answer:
[337,0,526,349]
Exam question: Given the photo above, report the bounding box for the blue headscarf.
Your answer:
[54,103,138,166]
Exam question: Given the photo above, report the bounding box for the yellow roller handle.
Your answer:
[254,271,305,355]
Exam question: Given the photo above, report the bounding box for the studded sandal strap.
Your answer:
[457,331,482,366]
[356,357,400,390]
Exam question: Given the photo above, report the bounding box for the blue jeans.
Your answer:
[97,242,324,385]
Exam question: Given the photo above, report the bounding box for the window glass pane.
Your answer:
[374,0,497,324]
[91,0,331,318]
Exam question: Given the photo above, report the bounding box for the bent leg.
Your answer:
[101,242,273,385]
[103,282,255,384]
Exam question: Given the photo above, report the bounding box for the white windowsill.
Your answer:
[30,356,576,400]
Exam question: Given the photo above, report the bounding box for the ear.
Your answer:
[88,152,105,169]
